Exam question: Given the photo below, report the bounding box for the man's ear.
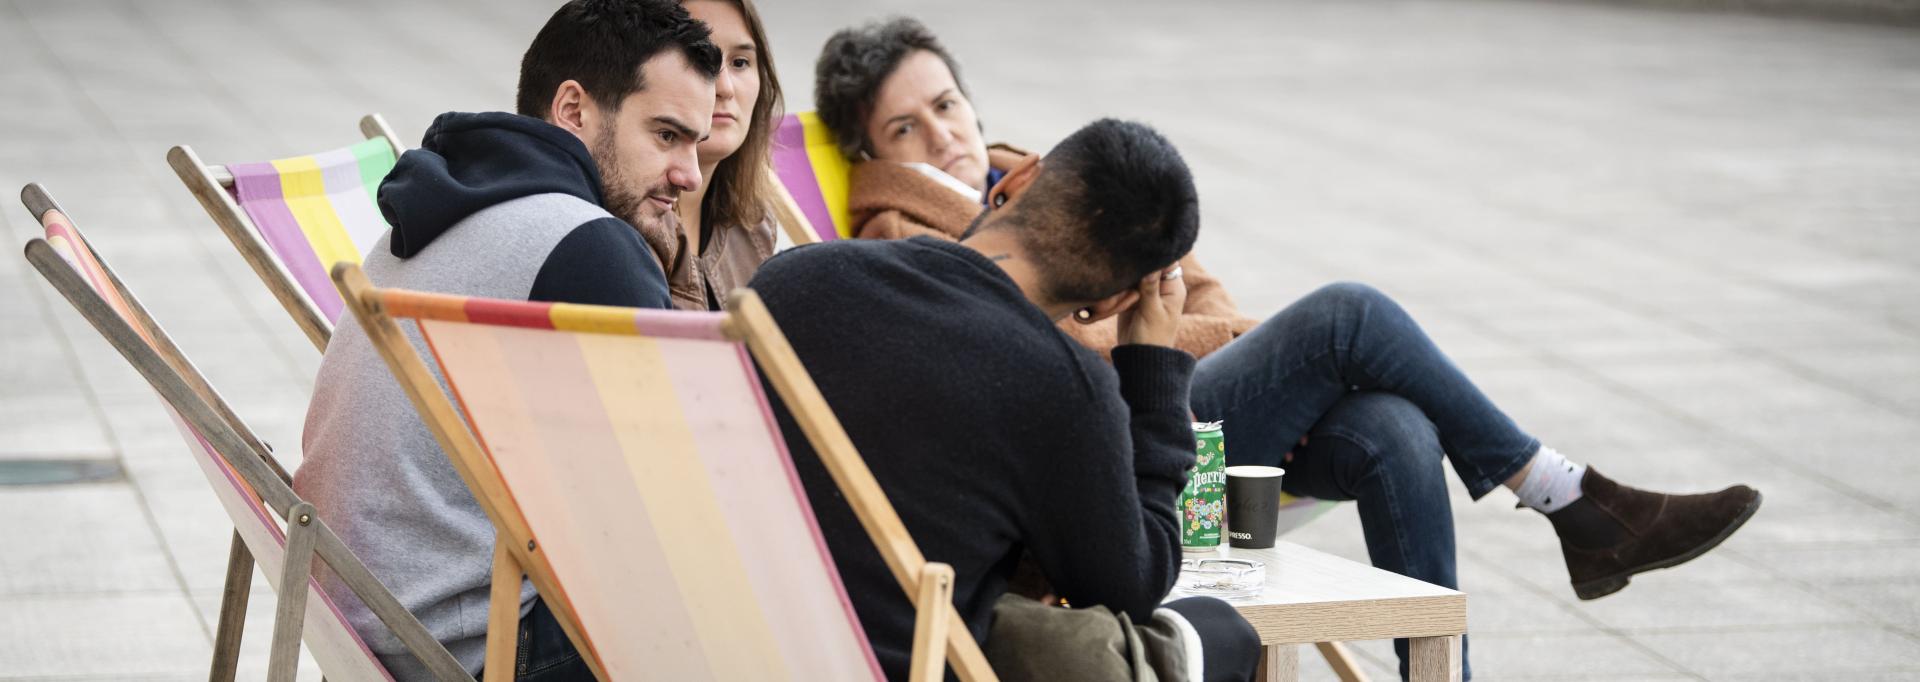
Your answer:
[549,80,593,137]
[1076,288,1139,325]
[986,155,1042,210]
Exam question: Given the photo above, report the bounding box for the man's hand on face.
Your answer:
[1115,265,1187,349]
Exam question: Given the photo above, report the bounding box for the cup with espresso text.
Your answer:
[1225,466,1286,549]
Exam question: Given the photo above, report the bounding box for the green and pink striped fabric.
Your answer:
[227,136,396,323]
[35,209,393,680]
[381,290,884,680]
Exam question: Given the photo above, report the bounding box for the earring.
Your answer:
[1074,308,1094,322]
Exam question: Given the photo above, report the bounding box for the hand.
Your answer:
[1115,265,1187,348]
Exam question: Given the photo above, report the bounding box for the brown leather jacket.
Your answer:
[637,210,777,311]
[847,144,1257,359]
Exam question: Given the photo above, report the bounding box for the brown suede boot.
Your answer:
[1547,467,1762,600]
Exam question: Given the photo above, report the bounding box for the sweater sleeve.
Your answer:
[526,218,674,309]
[1020,344,1196,623]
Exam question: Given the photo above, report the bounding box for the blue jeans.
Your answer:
[477,598,592,681]
[1191,282,1541,681]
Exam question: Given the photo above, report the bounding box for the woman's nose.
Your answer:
[930,118,956,149]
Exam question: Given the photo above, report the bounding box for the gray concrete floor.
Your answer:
[1,0,1916,679]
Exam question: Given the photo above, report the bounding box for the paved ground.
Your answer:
[1,0,1916,679]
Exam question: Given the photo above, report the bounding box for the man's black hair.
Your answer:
[814,17,970,160]
[995,119,1200,302]
[516,0,723,119]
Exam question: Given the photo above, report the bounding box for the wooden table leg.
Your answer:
[1409,635,1461,682]
[1254,644,1299,682]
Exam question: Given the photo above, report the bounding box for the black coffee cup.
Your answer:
[1225,466,1286,549]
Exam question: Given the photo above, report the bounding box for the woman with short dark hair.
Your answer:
[817,18,1259,360]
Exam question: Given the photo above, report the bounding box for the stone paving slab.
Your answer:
[0,485,178,596]
[1634,625,1920,677]
[1,0,1916,678]
[0,591,209,678]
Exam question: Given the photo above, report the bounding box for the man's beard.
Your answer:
[592,127,662,233]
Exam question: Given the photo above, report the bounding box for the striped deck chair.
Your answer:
[767,112,849,245]
[168,114,406,352]
[332,262,997,682]
[20,184,469,682]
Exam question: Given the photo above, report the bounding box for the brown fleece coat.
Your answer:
[638,210,777,311]
[847,144,1258,359]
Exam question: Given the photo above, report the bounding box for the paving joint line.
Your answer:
[1458,543,1708,680]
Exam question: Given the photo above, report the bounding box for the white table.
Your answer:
[1186,541,1466,682]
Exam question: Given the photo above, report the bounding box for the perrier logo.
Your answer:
[1187,468,1227,490]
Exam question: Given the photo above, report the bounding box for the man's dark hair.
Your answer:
[989,119,1200,303]
[814,17,970,160]
[516,0,723,119]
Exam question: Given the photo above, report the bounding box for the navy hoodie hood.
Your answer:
[379,112,606,258]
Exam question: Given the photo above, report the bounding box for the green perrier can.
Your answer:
[1180,421,1227,552]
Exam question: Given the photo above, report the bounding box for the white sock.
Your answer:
[1514,446,1587,514]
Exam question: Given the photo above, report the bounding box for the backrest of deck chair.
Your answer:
[769,112,851,243]
[170,115,404,351]
[367,289,886,680]
[21,187,394,681]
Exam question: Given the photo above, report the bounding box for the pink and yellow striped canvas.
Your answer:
[770,112,851,242]
[36,210,393,681]
[226,136,397,324]
[383,291,883,681]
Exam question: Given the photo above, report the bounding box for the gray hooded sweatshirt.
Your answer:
[297,111,671,679]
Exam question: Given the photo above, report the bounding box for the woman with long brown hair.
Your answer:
[646,0,785,310]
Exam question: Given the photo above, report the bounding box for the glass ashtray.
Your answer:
[1174,558,1265,599]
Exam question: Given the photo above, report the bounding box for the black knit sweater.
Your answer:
[749,236,1197,681]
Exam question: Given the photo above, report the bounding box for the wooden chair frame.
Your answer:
[765,168,824,247]
[20,183,469,682]
[167,113,406,352]
[332,262,993,682]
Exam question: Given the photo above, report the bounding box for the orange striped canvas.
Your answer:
[380,290,884,680]
[34,208,393,680]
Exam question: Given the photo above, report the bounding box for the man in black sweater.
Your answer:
[751,119,1258,681]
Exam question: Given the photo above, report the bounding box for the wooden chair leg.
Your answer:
[209,530,253,682]
[484,540,524,681]
[907,562,956,682]
[268,503,320,682]
[1314,642,1372,682]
